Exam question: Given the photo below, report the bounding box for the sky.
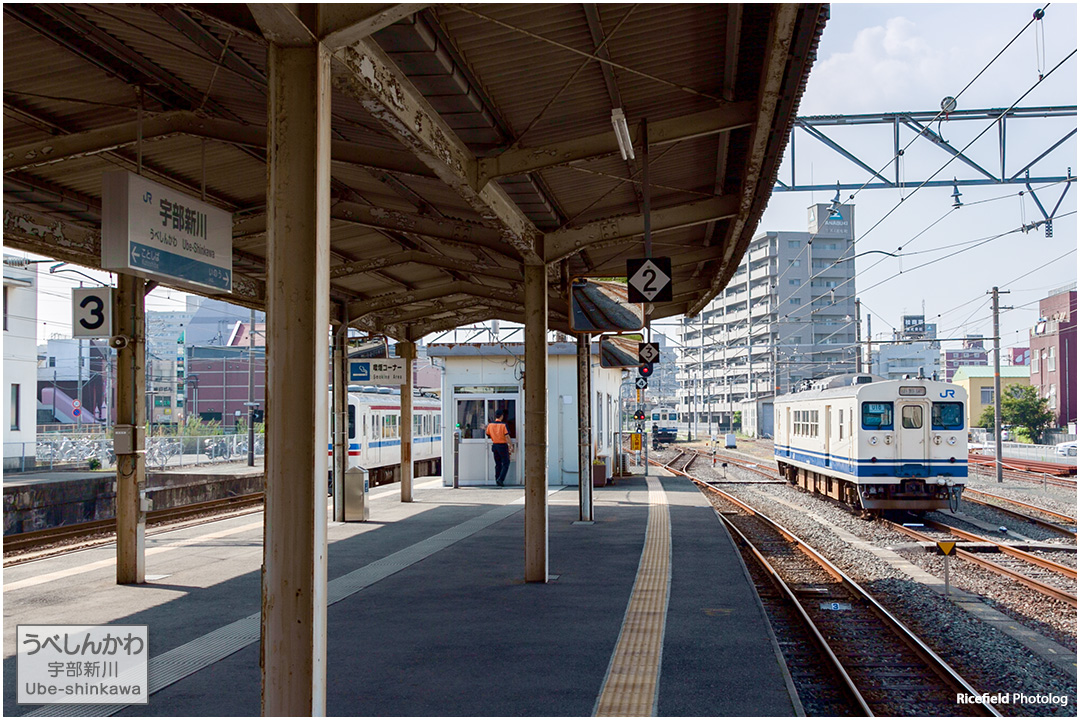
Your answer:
[17,3,1080,355]
[752,2,1078,353]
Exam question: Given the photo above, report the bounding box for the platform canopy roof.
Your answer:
[5,3,827,340]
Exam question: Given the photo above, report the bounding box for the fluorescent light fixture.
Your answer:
[611,108,635,161]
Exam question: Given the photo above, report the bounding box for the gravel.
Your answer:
[656,447,1079,717]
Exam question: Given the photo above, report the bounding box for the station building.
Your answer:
[428,342,622,486]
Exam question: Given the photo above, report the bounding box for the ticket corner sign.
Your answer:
[626,257,672,304]
[349,358,407,385]
[72,287,114,338]
[101,171,232,293]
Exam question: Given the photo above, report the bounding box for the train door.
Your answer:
[823,404,832,467]
[453,387,521,485]
[897,401,930,477]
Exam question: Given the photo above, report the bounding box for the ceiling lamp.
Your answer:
[611,108,635,161]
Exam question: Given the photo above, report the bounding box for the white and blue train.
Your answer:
[774,375,967,513]
[650,406,680,443]
[329,387,443,486]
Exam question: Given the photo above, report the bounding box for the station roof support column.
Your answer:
[577,334,593,522]
[524,261,549,582]
[399,339,416,503]
[115,272,146,585]
[261,40,332,716]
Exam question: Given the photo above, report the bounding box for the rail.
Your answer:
[3,493,264,561]
[884,520,1077,607]
[655,455,1000,716]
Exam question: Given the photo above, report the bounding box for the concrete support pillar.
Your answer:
[577,334,593,521]
[524,262,548,582]
[332,309,348,522]
[399,339,416,502]
[262,42,331,717]
[115,272,145,585]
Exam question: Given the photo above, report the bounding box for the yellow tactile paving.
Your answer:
[594,476,671,717]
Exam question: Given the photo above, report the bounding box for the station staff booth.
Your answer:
[428,342,622,486]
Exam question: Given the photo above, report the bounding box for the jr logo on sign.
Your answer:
[939,389,956,398]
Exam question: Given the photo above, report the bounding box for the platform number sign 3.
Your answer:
[626,257,673,303]
[72,287,114,338]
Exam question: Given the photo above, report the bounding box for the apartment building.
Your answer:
[678,203,858,426]
[1029,283,1076,427]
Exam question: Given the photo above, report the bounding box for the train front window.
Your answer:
[932,402,964,430]
[901,405,923,429]
[861,402,893,430]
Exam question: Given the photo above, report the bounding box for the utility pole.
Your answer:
[989,287,1011,483]
[248,309,256,467]
[866,314,872,375]
[855,298,862,373]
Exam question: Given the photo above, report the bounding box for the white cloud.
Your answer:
[802,16,953,114]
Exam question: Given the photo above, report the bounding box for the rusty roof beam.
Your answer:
[331,250,522,282]
[544,195,740,264]
[3,110,435,178]
[346,280,522,319]
[331,38,542,263]
[476,104,755,187]
[688,4,807,317]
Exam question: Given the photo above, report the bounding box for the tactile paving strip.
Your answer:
[593,476,671,717]
[24,493,534,717]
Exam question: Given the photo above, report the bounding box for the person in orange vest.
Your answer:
[485,409,513,486]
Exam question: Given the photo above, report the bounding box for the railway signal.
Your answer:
[633,409,646,421]
[638,363,654,378]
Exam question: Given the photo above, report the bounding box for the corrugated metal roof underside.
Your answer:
[3,3,827,338]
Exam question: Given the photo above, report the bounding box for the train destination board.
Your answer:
[102,171,233,293]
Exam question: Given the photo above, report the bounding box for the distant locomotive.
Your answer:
[329,387,442,487]
[774,375,967,513]
[650,406,680,444]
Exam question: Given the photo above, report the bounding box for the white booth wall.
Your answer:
[432,343,622,486]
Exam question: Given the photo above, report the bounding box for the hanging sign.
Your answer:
[349,358,407,385]
[626,257,672,303]
[102,171,233,292]
[72,287,114,338]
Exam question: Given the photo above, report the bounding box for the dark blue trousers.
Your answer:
[492,444,511,485]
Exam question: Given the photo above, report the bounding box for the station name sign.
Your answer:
[349,358,407,385]
[102,171,233,293]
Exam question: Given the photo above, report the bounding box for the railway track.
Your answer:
[967,454,1076,482]
[3,493,264,560]
[655,455,1000,716]
[962,488,1077,538]
[884,519,1077,607]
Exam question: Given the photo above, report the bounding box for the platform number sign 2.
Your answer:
[72,287,114,338]
[626,257,673,303]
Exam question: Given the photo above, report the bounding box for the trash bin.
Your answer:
[344,467,370,521]
[592,459,607,487]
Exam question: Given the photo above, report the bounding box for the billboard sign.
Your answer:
[808,203,854,240]
[102,171,233,293]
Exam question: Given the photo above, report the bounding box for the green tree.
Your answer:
[977,385,1055,442]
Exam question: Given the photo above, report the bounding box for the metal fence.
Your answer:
[4,433,265,473]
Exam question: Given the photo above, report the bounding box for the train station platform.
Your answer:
[3,471,799,717]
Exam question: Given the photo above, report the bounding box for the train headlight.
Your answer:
[869,436,878,446]
[933,435,942,445]
[884,435,893,445]
[947,436,957,445]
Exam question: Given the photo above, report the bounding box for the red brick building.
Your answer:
[1029,285,1076,428]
